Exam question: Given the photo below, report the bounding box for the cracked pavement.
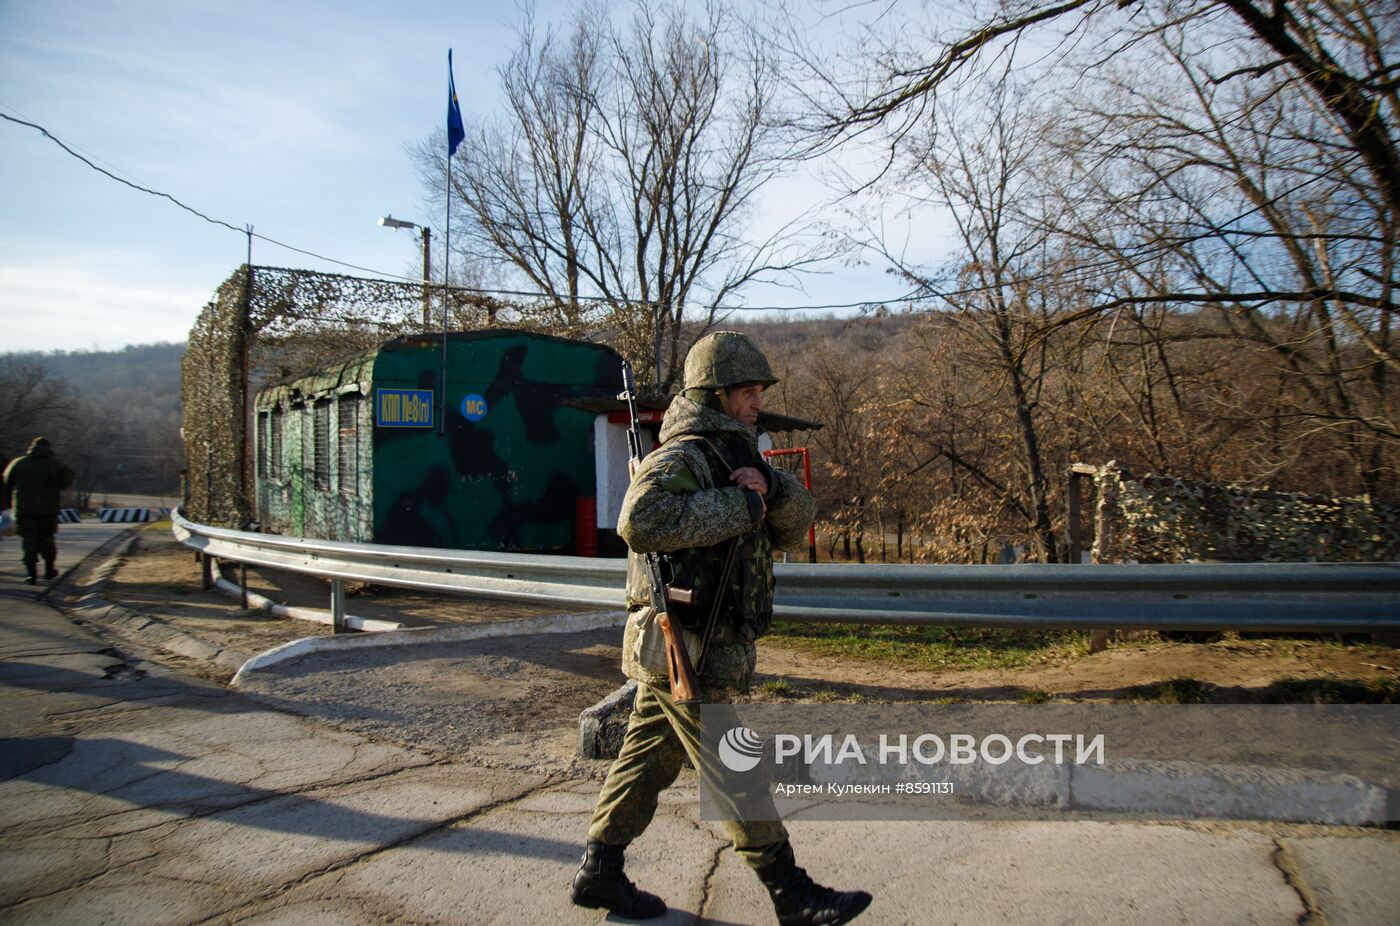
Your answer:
[2,523,1398,924]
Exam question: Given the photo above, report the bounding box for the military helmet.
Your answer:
[682,331,777,390]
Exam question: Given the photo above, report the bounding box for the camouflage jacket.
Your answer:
[618,394,815,692]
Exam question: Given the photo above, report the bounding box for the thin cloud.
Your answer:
[0,264,203,351]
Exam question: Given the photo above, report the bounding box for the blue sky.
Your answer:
[1,0,936,353]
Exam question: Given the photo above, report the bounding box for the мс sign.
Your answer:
[376,389,434,428]
[460,393,488,421]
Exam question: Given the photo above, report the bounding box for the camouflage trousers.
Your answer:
[588,681,788,868]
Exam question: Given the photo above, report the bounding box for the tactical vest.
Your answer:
[661,434,776,643]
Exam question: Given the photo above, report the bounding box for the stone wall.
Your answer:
[1085,463,1400,563]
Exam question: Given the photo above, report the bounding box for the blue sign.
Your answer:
[376,389,434,428]
[460,394,488,421]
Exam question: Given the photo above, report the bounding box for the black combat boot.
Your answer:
[755,842,871,926]
[43,561,57,580]
[570,840,667,920]
[23,562,37,585]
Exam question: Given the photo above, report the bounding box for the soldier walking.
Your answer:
[2,437,75,585]
[571,332,871,925]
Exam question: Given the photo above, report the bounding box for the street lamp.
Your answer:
[378,215,432,327]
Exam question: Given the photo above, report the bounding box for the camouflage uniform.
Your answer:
[576,334,870,925]
[585,389,817,868]
[588,388,815,866]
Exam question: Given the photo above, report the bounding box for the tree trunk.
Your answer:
[877,500,887,562]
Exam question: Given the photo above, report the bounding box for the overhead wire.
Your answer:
[4,110,917,311]
[3,110,1364,316]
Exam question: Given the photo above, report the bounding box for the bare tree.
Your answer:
[421,0,833,391]
[870,77,1070,560]
[1029,12,1399,492]
[811,1,1398,213]
[797,0,1397,497]
[0,357,74,461]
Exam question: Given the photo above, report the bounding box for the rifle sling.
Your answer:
[694,535,740,675]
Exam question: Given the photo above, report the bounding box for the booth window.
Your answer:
[256,412,269,479]
[338,393,359,494]
[269,407,284,480]
[313,399,331,490]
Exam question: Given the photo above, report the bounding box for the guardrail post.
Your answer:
[200,553,212,592]
[330,579,346,634]
[240,563,249,610]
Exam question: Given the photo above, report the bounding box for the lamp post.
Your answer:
[378,215,432,326]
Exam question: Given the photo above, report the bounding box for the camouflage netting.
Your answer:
[182,265,561,527]
[1087,462,1400,563]
[182,272,252,528]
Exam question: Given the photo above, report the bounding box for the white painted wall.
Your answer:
[594,416,633,530]
[594,416,773,529]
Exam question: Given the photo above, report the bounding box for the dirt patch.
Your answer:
[752,634,1400,703]
[237,628,627,776]
[94,527,630,770]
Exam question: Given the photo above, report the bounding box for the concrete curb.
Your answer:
[573,682,1399,827]
[49,533,1396,827]
[1068,758,1396,826]
[51,529,251,673]
[230,609,628,686]
[804,743,1399,827]
[48,526,139,600]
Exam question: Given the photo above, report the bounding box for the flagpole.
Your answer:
[440,134,450,437]
[440,49,462,438]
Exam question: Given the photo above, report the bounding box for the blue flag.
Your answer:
[447,49,465,157]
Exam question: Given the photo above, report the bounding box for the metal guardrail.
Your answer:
[172,509,1400,633]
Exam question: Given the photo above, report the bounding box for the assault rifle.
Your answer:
[619,360,702,704]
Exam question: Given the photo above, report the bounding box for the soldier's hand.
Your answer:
[730,466,769,497]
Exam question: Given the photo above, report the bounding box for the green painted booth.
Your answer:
[252,330,624,553]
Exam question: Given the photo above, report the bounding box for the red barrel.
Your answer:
[575,496,598,557]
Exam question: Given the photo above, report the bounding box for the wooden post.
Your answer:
[1068,470,1084,566]
[1071,463,1113,654]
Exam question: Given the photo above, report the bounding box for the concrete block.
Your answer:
[576,680,636,759]
[147,765,540,887]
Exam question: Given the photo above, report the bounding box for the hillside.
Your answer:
[1,342,185,500]
[39,343,184,415]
